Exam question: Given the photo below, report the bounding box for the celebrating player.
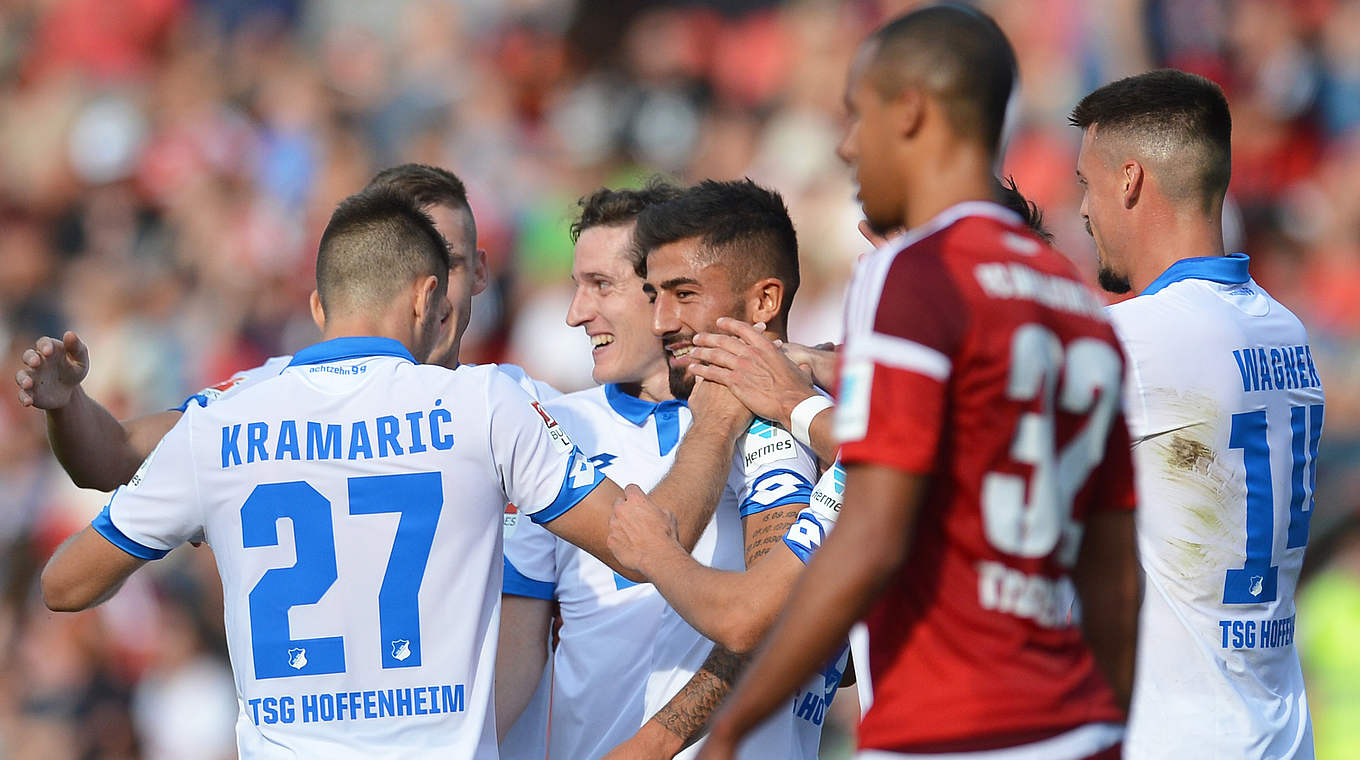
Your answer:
[698,6,1140,760]
[1073,69,1323,758]
[495,180,690,758]
[14,164,559,492]
[38,187,753,759]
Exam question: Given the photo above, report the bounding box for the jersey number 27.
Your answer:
[241,472,442,679]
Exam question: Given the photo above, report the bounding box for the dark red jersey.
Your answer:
[835,202,1135,754]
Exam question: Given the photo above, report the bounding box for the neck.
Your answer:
[1127,203,1226,294]
[623,369,674,403]
[321,313,419,359]
[900,140,996,230]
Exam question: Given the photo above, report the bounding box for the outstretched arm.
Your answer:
[41,526,147,611]
[544,379,750,578]
[697,464,926,760]
[16,331,179,490]
[609,492,805,654]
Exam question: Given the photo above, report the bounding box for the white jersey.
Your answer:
[503,384,689,759]
[177,356,559,412]
[1109,255,1321,760]
[93,337,603,759]
[651,419,823,760]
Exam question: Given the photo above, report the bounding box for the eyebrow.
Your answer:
[658,277,701,290]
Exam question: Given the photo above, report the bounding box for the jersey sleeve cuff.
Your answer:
[529,447,607,524]
[91,502,171,560]
[172,393,209,413]
[502,557,555,599]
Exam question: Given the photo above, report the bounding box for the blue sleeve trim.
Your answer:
[739,469,813,518]
[91,499,170,560]
[172,393,209,413]
[502,557,555,600]
[530,447,607,524]
[783,512,827,565]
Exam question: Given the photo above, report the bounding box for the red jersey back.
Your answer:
[835,202,1135,753]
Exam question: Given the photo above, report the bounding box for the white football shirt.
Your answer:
[503,383,689,759]
[93,337,603,759]
[1109,255,1321,759]
[651,419,823,760]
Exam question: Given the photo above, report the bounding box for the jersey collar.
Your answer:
[1140,253,1251,297]
[287,336,416,367]
[605,384,687,456]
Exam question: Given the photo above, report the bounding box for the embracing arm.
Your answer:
[698,464,926,759]
[16,331,177,490]
[602,644,748,759]
[41,526,147,611]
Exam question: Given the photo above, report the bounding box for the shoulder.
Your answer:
[494,362,562,402]
[543,385,606,415]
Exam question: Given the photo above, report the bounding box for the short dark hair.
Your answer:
[997,175,1053,244]
[632,178,799,319]
[315,188,451,316]
[569,177,684,242]
[865,4,1017,156]
[366,163,475,244]
[1069,69,1232,210]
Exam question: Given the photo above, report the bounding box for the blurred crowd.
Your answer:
[0,0,1357,757]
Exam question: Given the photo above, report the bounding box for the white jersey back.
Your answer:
[503,384,689,759]
[93,337,602,759]
[1109,255,1321,759]
[648,419,826,760]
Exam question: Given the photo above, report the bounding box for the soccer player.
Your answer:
[495,180,688,758]
[39,188,749,759]
[697,7,1141,760]
[1072,70,1323,758]
[14,164,554,491]
[602,178,825,760]
[687,176,1057,466]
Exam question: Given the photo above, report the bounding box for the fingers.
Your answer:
[36,336,60,358]
[63,331,88,363]
[689,362,737,386]
[714,317,776,351]
[687,345,743,372]
[692,331,749,357]
[15,369,33,407]
[22,348,43,368]
[622,483,646,500]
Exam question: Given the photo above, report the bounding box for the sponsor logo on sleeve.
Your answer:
[742,420,798,473]
[503,503,519,539]
[531,402,574,454]
[197,374,247,405]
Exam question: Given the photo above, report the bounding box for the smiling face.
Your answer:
[643,237,748,399]
[424,203,487,367]
[1076,125,1132,294]
[566,222,668,395]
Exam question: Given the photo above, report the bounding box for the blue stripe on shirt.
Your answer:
[91,497,170,560]
[502,557,555,600]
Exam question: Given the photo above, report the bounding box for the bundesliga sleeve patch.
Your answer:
[833,359,873,443]
[531,401,574,454]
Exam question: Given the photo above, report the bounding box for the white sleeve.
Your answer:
[733,419,817,519]
[495,363,562,403]
[486,371,604,523]
[503,515,558,600]
[783,461,845,564]
[174,356,291,412]
[91,413,204,559]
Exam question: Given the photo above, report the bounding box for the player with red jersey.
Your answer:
[698,6,1140,760]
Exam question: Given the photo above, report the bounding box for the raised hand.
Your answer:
[16,331,90,410]
[777,341,839,392]
[689,317,817,427]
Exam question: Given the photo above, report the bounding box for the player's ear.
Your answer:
[472,249,489,296]
[747,277,784,327]
[412,274,441,324]
[1122,160,1143,209]
[309,290,325,331]
[893,86,926,140]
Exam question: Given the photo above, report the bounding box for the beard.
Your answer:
[668,362,694,400]
[1097,264,1131,295]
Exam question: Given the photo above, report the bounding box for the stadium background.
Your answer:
[0,0,1357,757]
